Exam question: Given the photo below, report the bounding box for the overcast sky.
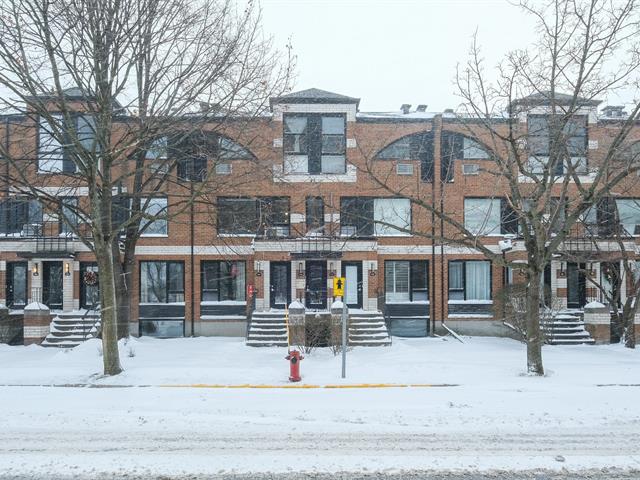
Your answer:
[260,0,539,112]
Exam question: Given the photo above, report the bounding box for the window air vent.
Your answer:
[396,163,414,175]
[462,163,480,175]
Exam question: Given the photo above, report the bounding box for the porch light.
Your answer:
[329,262,336,277]
[369,262,377,277]
[559,262,566,278]
[65,263,71,276]
[255,261,262,277]
[297,262,305,278]
[32,263,39,276]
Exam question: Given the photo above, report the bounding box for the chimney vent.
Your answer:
[400,104,412,114]
[416,104,428,112]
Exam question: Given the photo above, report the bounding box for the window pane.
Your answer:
[462,137,489,159]
[218,198,258,234]
[321,116,344,134]
[284,155,308,173]
[465,261,491,300]
[321,155,345,173]
[377,137,412,160]
[464,198,501,235]
[219,137,251,159]
[38,115,64,172]
[283,134,307,154]
[141,262,167,303]
[615,199,640,235]
[146,137,168,159]
[167,263,184,302]
[449,262,463,288]
[411,261,428,301]
[77,115,97,151]
[322,135,345,154]
[141,197,168,235]
[374,198,410,236]
[385,261,410,302]
[306,197,324,232]
[60,197,78,234]
[284,116,307,134]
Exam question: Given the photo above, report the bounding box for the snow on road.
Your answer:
[0,336,639,477]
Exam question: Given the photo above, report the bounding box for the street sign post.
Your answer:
[341,296,347,378]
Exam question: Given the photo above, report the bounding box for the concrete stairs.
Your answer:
[348,311,391,347]
[246,310,288,347]
[541,312,595,345]
[41,311,101,348]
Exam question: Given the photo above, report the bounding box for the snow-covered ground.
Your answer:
[1,336,640,478]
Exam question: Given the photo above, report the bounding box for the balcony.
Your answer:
[291,235,343,259]
[7,223,77,258]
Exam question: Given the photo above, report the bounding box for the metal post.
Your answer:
[341,296,347,378]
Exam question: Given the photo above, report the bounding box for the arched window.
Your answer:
[375,132,434,182]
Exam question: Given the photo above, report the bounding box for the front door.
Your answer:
[6,262,28,309]
[43,261,63,310]
[567,262,587,309]
[305,261,327,310]
[270,262,290,309]
[341,261,362,309]
[80,262,100,310]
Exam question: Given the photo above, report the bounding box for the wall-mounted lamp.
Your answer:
[559,263,566,278]
[329,262,336,277]
[588,263,596,277]
[64,263,71,277]
[369,262,377,277]
[255,261,262,277]
[32,263,39,276]
[296,261,305,278]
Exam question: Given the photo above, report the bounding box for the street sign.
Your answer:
[333,276,345,297]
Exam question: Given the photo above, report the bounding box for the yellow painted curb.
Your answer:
[160,383,458,389]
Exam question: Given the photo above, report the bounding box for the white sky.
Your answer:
[260,0,538,112]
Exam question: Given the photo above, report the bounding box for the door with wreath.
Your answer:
[80,262,100,310]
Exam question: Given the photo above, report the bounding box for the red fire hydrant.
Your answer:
[285,350,303,382]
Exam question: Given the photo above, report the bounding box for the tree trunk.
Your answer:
[97,244,123,376]
[624,310,636,349]
[525,268,544,375]
[113,241,133,339]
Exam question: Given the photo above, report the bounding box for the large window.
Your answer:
[341,197,410,237]
[0,198,42,235]
[201,261,246,302]
[284,114,345,174]
[376,132,433,182]
[140,197,168,236]
[528,115,588,175]
[38,114,96,173]
[217,197,290,236]
[464,198,517,236]
[140,261,184,303]
[449,260,491,301]
[385,260,428,303]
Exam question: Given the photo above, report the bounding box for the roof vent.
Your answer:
[400,104,412,114]
[416,104,428,112]
[601,105,627,118]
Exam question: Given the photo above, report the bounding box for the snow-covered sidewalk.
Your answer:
[1,336,639,477]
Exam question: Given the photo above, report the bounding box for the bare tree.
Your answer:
[0,0,293,375]
[358,0,640,375]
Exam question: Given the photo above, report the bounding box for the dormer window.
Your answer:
[284,114,345,174]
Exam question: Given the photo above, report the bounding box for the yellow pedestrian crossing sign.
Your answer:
[333,277,345,297]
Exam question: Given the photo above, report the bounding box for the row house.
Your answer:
[1,88,639,346]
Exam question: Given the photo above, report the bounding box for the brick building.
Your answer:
[1,88,640,346]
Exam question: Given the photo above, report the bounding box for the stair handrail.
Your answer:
[81,303,101,341]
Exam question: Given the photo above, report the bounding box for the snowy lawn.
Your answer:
[1,336,640,477]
